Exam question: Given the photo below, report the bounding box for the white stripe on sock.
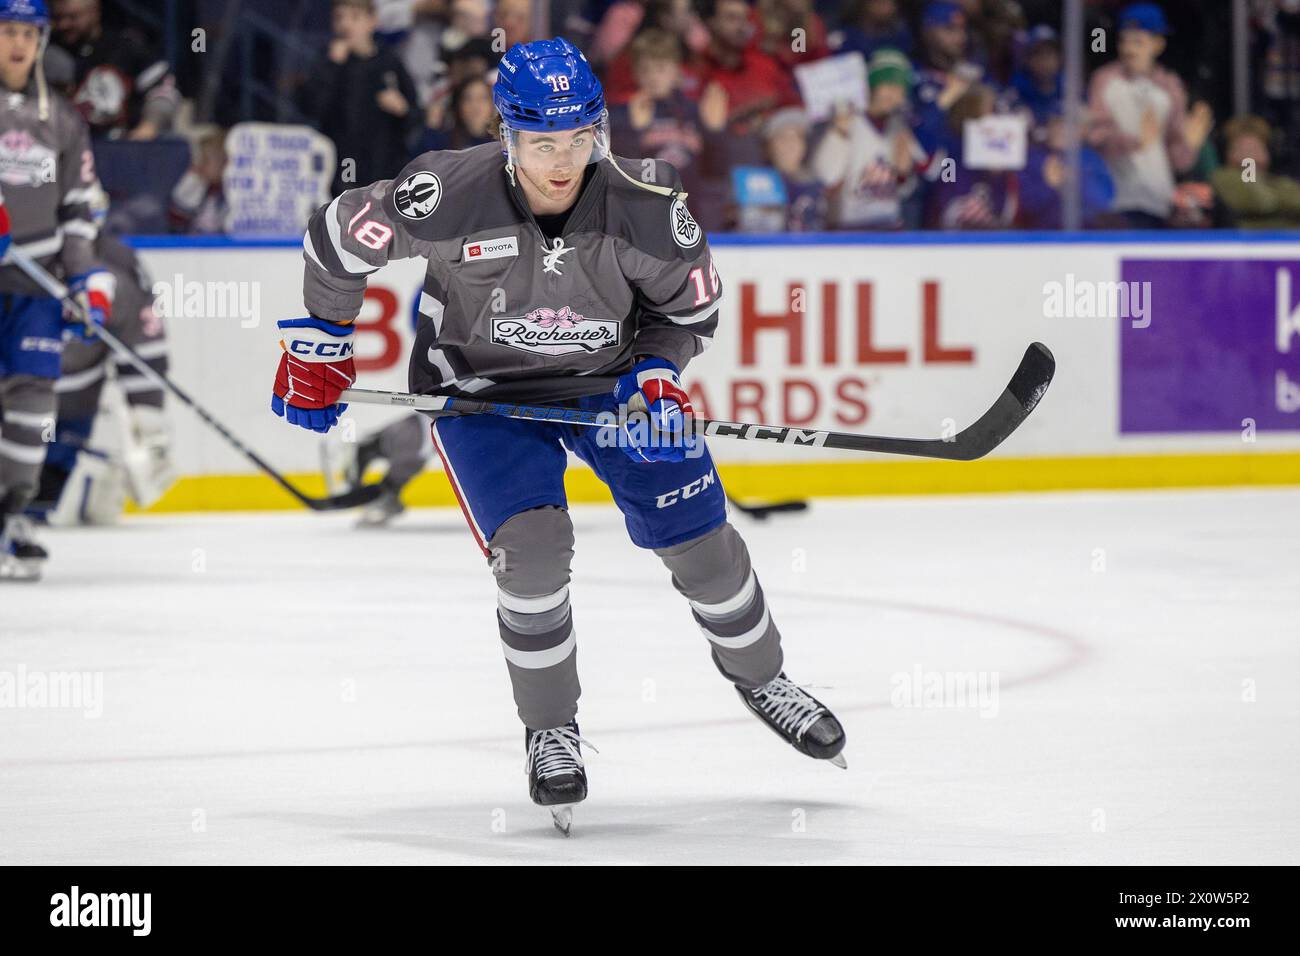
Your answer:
[501,628,576,670]
[690,570,757,619]
[499,585,569,614]
[699,607,770,650]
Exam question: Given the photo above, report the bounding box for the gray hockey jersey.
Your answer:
[0,77,101,296]
[302,142,722,402]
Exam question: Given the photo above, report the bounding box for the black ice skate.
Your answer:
[356,484,405,528]
[737,673,847,768]
[0,514,47,582]
[525,720,592,835]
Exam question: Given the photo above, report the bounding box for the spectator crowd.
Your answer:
[48,0,1300,234]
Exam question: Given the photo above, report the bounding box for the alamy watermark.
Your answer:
[0,665,103,718]
[1043,274,1152,328]
[50,886,150,936]
[153,274,262,328]
[592,406,707,460]
[890,666,1000,718]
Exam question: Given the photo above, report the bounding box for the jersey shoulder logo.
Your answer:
[394,171,442,220]
[670,197,701,248]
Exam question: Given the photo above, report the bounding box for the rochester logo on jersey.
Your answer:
[492,306,620,356]
[670,197,701,248]
[394,171,442,220]
[462,236,519,261]
[0,130,55,187]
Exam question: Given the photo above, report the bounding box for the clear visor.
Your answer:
[501,110,611,180]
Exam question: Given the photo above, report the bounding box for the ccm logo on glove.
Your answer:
[287,337,354,360]
[271,316,356,434]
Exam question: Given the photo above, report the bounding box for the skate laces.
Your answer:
[541,237,575,276]
[751,676,827,740]
[526,723,596,780]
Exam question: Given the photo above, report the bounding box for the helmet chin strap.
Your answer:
[500,125,517,187]
[35,26,50,121]
[595,128,687,200]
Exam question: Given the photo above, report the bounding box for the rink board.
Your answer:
[125,232,1300,511]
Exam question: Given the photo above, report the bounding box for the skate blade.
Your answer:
[827,752,848,770]
[0,558,42,582]
[549,806,574,836]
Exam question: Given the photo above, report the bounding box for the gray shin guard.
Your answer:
[0,376,57,514]
[656,522,783,689]
[490,506,580,730]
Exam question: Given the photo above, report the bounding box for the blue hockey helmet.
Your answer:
[493,38,610,183]
[494,37,605,133]
[0,0,48,26]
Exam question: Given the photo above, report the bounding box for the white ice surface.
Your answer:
[1,489,1297,865]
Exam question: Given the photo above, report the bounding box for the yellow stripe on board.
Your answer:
[127,452,1300,513]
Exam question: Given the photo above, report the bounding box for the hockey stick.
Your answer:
[726,494,809,520]
[340,343,1054,462]
[2,246,383,512]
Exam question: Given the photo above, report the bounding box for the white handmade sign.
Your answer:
[794,53,868,123]
[962,114,1029,170]
[223,123,336,235]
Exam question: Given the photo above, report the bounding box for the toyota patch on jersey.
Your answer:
[462,236,519,261]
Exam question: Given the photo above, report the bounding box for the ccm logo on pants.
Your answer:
[655,470,717,509]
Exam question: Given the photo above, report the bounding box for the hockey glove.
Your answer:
[612,356,697,463]
[66,270,115,340]
[272,316,355,433]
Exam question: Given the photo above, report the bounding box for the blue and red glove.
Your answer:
[66,270,115,340]
[612,356,697,463]
[271,316,356,433]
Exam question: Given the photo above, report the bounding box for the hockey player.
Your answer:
[0,0,113,580]
[33,218,173,522]
[323,411,427,526]
[273,37,845,829]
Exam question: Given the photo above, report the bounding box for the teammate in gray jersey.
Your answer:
[272,37,845,831]
[0,0,113,580]
[34,226,173,523]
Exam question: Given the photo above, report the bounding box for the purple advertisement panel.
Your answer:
[1120,258,1300,433]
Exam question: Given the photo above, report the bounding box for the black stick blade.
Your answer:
[1007,342,1056,414]
[300,482,387,512]
[727,494,810,520]
[951,342,1056,460]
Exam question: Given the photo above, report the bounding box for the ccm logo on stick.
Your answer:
[655,470,717,509]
